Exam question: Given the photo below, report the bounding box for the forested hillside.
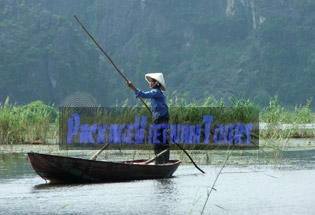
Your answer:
[1,0,315,108]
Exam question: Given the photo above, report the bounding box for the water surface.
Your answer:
[0,152,314,215]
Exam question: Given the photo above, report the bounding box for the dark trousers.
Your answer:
[154,118,170,164]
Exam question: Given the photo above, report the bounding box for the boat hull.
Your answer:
[27,152,180,183]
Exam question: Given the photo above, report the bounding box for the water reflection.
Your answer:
[0,153,33,179]
[154,178,179,198]
[33,182,82,191]
[147,179,180,214]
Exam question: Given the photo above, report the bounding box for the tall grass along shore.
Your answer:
[0,95,314,146]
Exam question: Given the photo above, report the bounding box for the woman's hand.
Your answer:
[126,81,136,92]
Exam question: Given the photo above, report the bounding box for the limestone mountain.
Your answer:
[1,0,314,108]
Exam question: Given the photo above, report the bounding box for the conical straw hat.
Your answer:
[145,73,166,91]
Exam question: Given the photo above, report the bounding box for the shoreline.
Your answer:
[1,138,315,154]
[1,139,314,166]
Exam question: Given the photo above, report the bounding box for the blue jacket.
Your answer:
[135,88,169,122]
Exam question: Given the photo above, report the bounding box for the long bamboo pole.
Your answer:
[74,15,151,114]
[74,15,205,173]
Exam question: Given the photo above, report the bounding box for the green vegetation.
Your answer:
[0,97,58,144]
[260,96,314,139]
[0,95,314,145]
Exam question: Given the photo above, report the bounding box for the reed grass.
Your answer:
[260,96,314,139]
[0,95,314,145]
[0,97,58,144]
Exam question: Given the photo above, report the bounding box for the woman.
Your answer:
[127,73,170,164]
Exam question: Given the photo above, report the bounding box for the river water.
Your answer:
[0,150,315,215]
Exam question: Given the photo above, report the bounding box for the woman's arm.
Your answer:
[126,81,159,98]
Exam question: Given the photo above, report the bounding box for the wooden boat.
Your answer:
[27,152,180,183]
